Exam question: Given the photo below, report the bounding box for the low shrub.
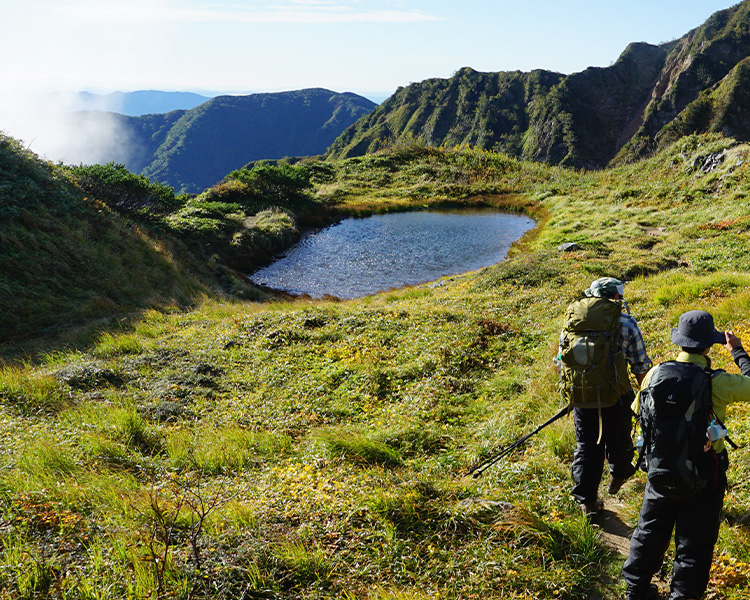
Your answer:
[316,428,402,466]
[68,162,183,219]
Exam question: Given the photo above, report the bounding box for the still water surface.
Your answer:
[250,209,535,299]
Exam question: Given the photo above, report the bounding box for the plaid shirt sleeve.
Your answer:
[619,314,652,375]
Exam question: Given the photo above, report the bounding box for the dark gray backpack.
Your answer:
[639,361,717,497]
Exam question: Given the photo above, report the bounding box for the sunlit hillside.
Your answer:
[3,130,750,599]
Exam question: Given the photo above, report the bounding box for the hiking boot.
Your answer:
[625,583,660,600]
[579,499,603,517]
[608,475,629,495]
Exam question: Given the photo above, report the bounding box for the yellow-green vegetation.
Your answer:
[1,144,332,356]
[5,133,750,599]
[0,138,205,351]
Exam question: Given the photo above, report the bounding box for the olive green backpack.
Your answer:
[558,297,630,409]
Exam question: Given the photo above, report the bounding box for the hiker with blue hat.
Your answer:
[623,310,750,600]
[558,277,652,517]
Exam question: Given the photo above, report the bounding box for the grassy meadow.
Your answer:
[4,134,750,598]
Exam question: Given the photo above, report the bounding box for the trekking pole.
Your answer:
[710,413,739,450]
[465,404,571,479]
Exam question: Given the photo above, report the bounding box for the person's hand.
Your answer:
[724,330,743,350]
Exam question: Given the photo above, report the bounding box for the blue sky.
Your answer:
[0,0,740,102]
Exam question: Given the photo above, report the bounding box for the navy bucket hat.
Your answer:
[671,310,726,348]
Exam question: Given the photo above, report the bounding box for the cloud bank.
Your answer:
[0,92,135,166]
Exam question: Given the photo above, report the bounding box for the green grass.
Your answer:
[316,428,403,466]
[0,367,69,415]
[5,132,750,598]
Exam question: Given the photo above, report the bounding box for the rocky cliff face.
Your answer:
[615,2,750,162]
[328,1,750,168]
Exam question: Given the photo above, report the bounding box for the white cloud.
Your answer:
[0,92,135,166]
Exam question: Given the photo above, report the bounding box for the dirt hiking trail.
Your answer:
[598,497,633,557]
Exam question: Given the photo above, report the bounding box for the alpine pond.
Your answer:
[250,209,535,298]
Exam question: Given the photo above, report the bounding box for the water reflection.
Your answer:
[250,209,535,299]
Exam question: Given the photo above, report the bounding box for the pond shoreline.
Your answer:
[246,193,545,297]
[249,205,536,300]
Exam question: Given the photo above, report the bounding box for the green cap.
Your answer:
[585,277,624,298]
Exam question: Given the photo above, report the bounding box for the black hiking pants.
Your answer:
[622,452,728,600]
[571,390,636,505]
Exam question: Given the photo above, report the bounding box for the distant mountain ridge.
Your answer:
[327,0,750,168]
[92,88,375,193]
[52,90,214,116]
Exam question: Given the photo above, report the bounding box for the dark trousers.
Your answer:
[622,454,728,599]
[571,390,636,504]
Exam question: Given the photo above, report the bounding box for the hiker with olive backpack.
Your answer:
[622,311,750,600]
[558,277,652,517]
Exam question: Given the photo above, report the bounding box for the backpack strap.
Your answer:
[634,422,647,472]
[633,378,655,472]
[632,362,664,472]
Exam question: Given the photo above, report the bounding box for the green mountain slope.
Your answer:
[328,1,750,168]
[114,110,186,173]
[0,133,331,354]
[0,134,206,349]
[111,89,376,193]
[326,44,669,168]
[326,68,564,159]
